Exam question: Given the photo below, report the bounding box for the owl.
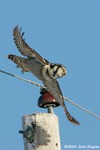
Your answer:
[8,26,79,125]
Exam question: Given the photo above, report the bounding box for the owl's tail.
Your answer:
[62,101,80,125]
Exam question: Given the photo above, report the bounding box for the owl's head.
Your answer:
[53,64,67,78]
[48,63,67,79]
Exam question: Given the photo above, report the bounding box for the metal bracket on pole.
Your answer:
[19,123,36,144]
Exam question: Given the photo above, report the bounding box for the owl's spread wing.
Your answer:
[8,54,30,73]
[13,26,47,65]
[8,54,45,80]
[43,78,80,125]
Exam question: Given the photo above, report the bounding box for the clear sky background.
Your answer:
[0,0,100,150]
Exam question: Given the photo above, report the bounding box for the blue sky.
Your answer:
[0,0,100,150]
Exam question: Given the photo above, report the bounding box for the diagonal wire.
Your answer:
[0,69,100,120]
[64,97,100,119]
[0,70,45,88]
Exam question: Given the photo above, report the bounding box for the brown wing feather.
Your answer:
[13,26,47,65]
[43,79,79,125]
[8,54,30,73]
[8,54,45,80]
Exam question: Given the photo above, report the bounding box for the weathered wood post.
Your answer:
[19,88,61,150]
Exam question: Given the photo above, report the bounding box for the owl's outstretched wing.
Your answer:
[8,54,30,73]
[43,78,80,125]
[8,54,45,80]
[13,26,47,65]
